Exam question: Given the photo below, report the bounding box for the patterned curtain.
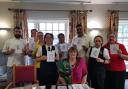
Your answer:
[69,10,87,43]
[13,9,28,40]
[107,10,119,36]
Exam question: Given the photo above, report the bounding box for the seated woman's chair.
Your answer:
[5,64,38,88]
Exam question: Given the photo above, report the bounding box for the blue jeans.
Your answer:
[6,67,12,84]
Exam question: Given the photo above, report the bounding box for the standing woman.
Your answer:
[104,33,128,89]
[58,46,88,84]
[36,33,59,87]
[86,35,110,89]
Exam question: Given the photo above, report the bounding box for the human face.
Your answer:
[59,35,65,43]
[69,50,77,59]
[14,29,22,39]
[44,34,53,45]
[76,26,83,37]
[94,37,102,48]
[108,34,116,44]
[37,32,43,41]
[31,29,37,37]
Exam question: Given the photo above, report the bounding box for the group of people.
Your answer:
[2,24,128,89]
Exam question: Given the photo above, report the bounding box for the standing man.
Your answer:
[71,24,91,58]
[2,27,26,83]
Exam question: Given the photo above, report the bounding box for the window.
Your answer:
[118,20,128,72]
[28,20,69,44]
[118,20,128,50]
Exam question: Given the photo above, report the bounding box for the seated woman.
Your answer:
[57,46,88,85]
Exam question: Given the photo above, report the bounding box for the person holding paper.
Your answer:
[55,33,70,60]
[57,46,88,84]
[71,24,91,59]
[104,33,128,89]
[86,35,110,89]
[36,33,59,86]
[2,27,26,83]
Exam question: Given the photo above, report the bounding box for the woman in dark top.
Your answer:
[36,33,59,87]
[86,35,110,89]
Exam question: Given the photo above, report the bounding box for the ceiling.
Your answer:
[0,0,128,4]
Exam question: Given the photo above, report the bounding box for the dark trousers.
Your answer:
[37,62,59,86]
[105,71,126,89]
[88,67,106,89]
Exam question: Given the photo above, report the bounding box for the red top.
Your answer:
[72,58,87,84]
[104,43,128,71]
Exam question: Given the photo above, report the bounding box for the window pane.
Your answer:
[123,28,128,32]
[53,31,59,38]
[28,23,34,30]
[46,23,52,30]
[118,33,123,38]
[59,31,65,34]
[53,23,58,30]
[53,39,58,45]
[117,39,123,43]
[40,30,46,34]
[46,30,52,33]
[118,26,123,32]
[123,39,128,44]
[59,23,65,30]
[40,23,45,30]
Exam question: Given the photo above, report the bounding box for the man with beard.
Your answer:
[2,27,26,83]
[71,24,92,59]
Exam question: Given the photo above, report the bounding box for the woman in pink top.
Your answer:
[57,46,88,84]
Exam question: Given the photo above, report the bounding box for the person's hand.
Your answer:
[117,49,122,56]
[58,76,66,85]
[82,46,88,51]
[96,57,104,63]
[8,48,15,54]
[41,56,47,61]
[81,79,87,84]
[81,76,87,84]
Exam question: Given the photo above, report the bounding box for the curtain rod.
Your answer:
[108,10,128,12]
[8,8,93,12]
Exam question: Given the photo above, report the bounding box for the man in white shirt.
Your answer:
[2,27,26,83]
[71,24,92,58]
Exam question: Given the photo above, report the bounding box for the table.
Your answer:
[11,84,94,89]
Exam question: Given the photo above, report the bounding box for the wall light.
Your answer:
[0,22,9,28]
[89,29,100,38]
[88,20,102,29]
[0,28,11,37]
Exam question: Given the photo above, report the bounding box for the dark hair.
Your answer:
[14,26,21,30]
[31,29,37,32]
[58,33,64,38]
[94,35,103,45]
[44,33,54,39]
[76,23,82,28]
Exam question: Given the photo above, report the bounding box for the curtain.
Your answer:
[107,10,119,36]
[69,10,87,43]
[13,9,28,40]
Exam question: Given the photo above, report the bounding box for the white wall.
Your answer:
[0,2,128,48]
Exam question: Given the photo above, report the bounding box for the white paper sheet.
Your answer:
[110,44,119,54]
[47,51,55,62]
[90,48,100,58]
[57,86,67,89]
